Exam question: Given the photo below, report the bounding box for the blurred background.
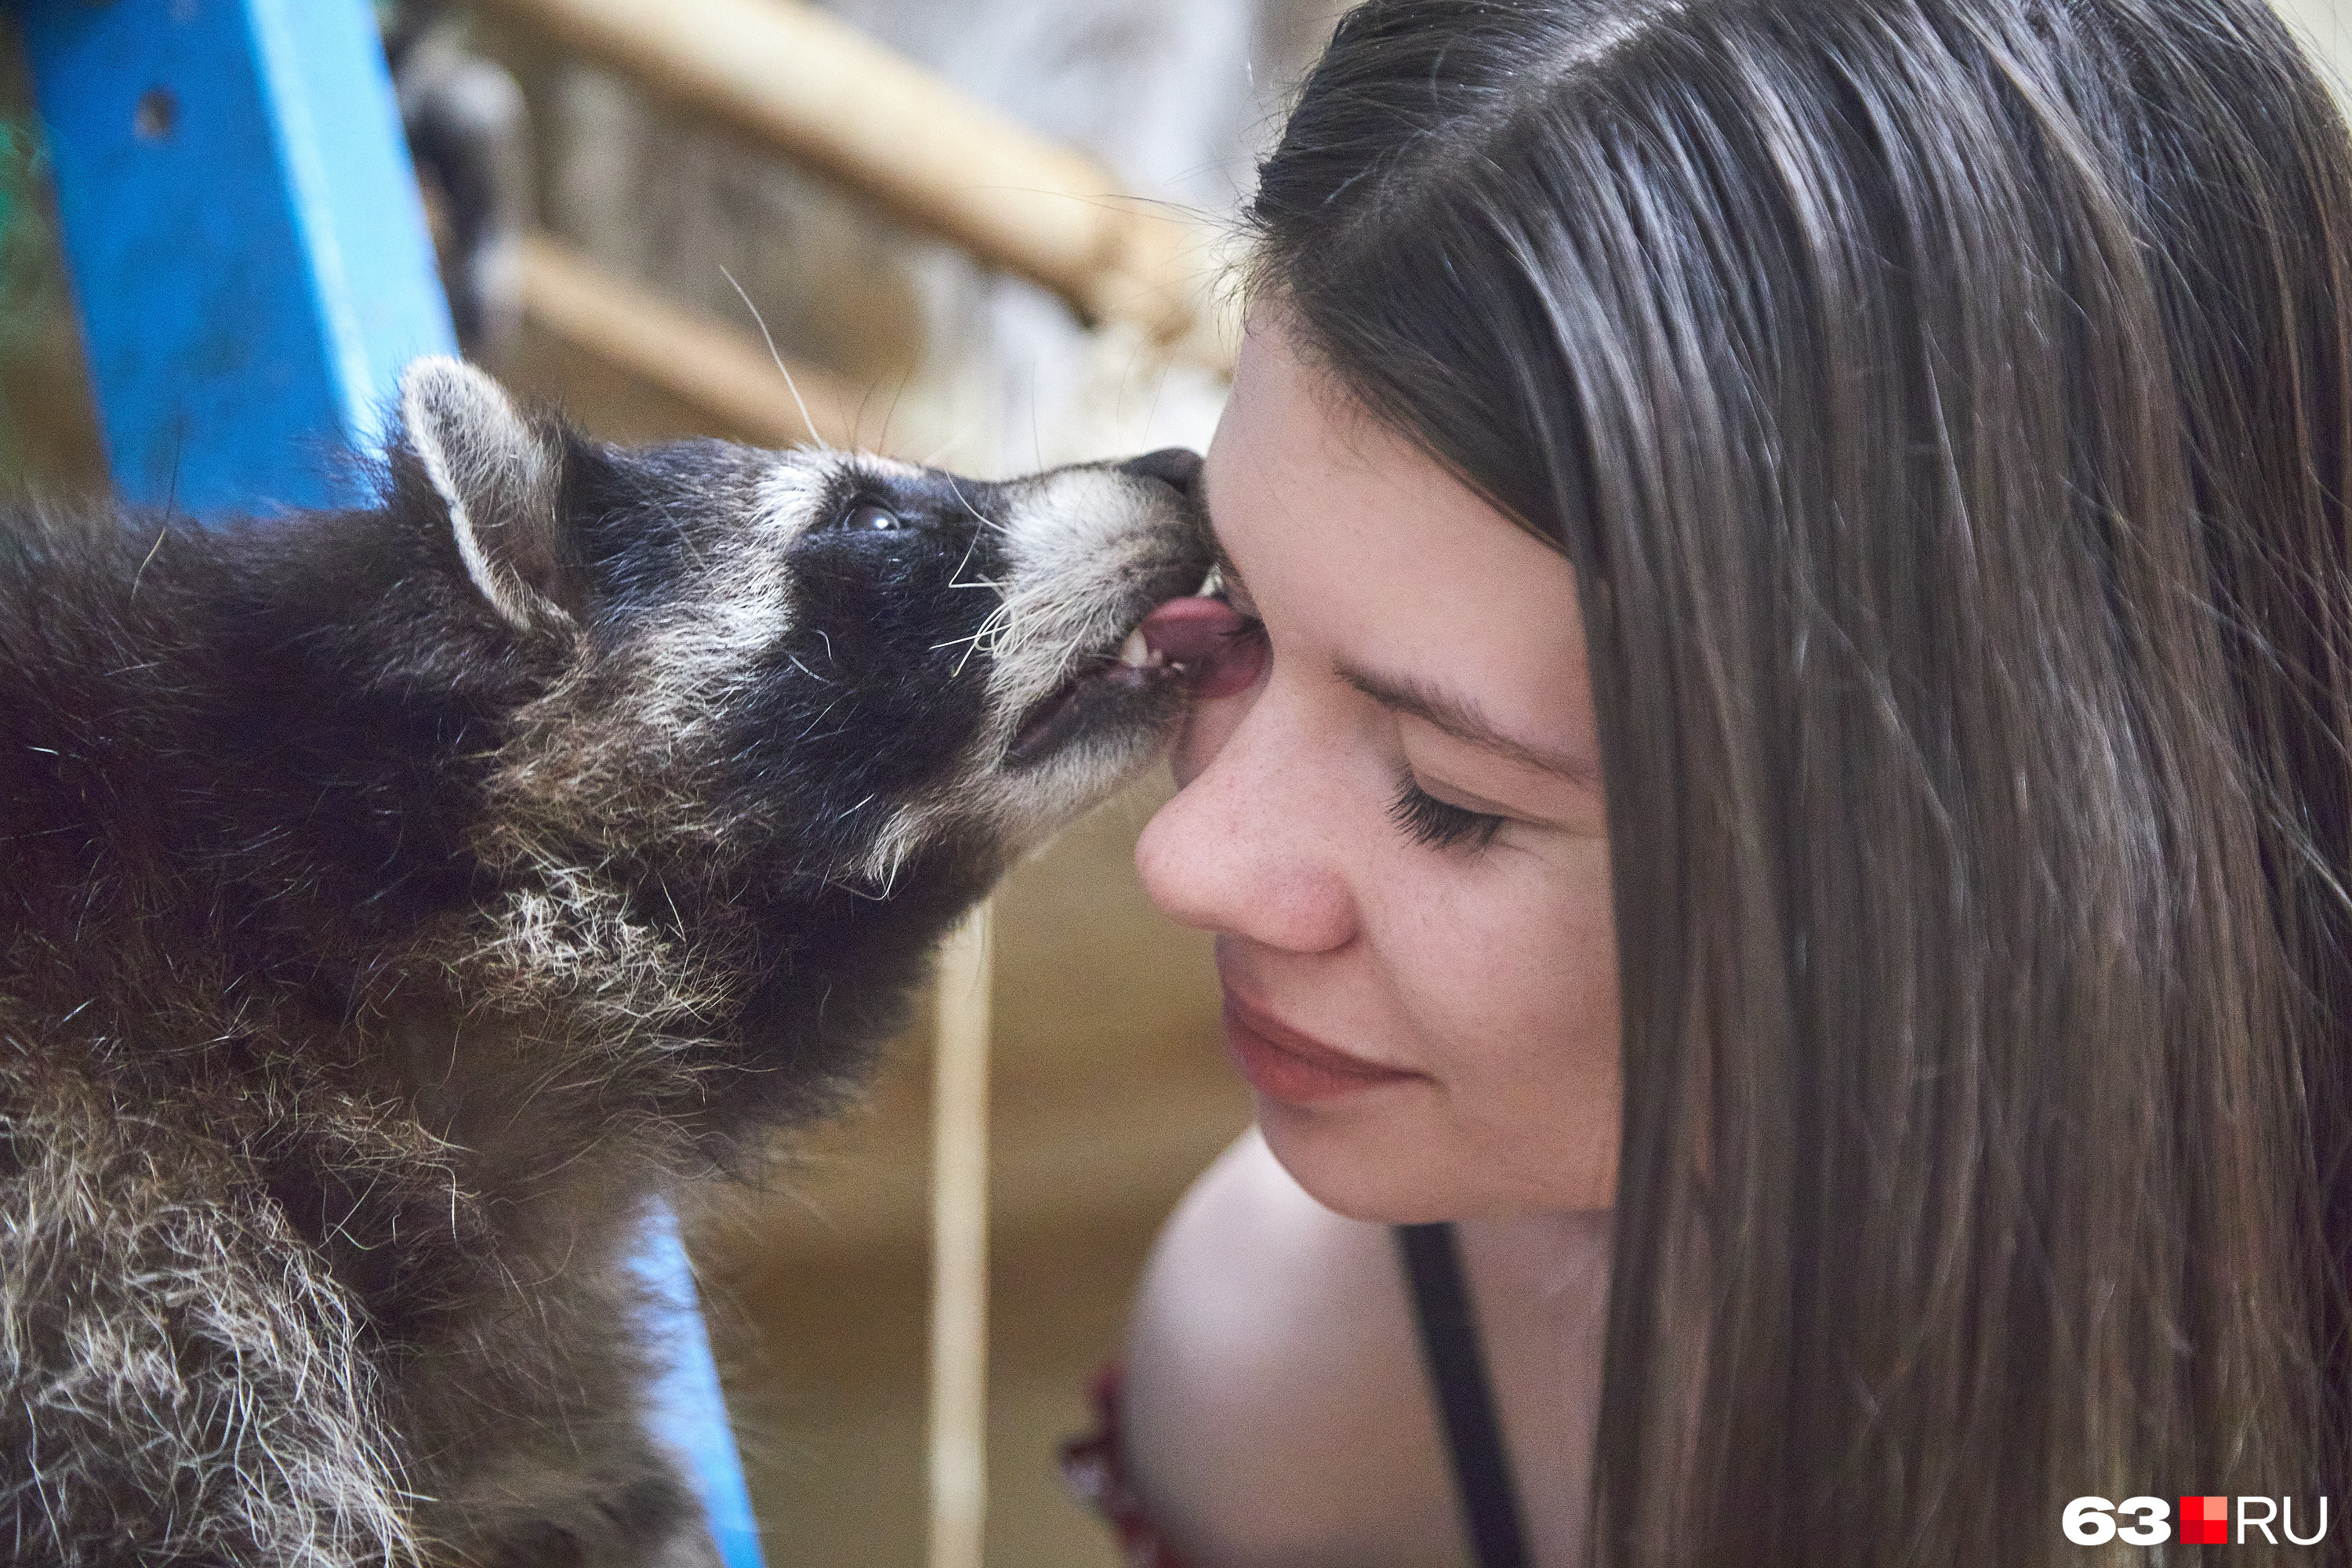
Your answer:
[7,2,2351,1563]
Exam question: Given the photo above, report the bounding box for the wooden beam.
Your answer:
[472,0,1234,367]
[928,906,993,1568]
[517,232,882,451]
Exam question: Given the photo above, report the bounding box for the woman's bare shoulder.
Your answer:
[1118,1131,1469,1568]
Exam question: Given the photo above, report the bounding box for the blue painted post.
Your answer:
[634,1204,771,1568]
[20,4,766,1560]
[20,0,452,514]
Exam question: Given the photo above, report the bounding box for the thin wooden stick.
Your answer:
[473,0,1232,365]
[928,902,993,1568]
[514,232,880,450]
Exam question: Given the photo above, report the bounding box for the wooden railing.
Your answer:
[475,0,1235,369]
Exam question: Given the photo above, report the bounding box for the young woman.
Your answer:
[1070,2,2352,1565]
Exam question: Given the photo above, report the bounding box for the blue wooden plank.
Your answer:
[633,1202,771,1568]
[20,0,453,513]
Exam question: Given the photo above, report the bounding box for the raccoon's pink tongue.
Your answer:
[1138,597,1261,698]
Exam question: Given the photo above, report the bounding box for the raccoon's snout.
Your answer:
[1003,622,1187,766]
[1116,446,1205,499]
[985,450,1212,779]
[997,545,1214,766]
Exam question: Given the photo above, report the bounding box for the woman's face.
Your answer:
[1138,326,1622,1221]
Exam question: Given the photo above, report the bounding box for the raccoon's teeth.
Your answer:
[1117,628,1160,669]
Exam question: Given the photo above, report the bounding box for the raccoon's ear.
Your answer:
[401,356,579,633]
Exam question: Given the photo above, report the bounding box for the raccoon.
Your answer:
[0,358,1219,1567]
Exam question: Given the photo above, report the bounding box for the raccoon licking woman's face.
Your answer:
[398,358,1219,911]
[0,361,1228,1568]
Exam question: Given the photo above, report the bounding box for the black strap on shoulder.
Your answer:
[1396,1221,1533,1568]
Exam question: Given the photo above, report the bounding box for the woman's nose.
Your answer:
[1137,687,1357,956]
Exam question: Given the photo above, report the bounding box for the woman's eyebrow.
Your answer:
[1338,664,1597,785]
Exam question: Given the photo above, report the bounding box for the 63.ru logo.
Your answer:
[2063,1496,2331,1545]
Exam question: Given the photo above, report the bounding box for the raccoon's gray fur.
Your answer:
[0,358,1210,1566]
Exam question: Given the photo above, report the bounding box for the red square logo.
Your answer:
[2182,1495,2230,1545]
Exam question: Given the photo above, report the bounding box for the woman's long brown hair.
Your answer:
[1250,2,2352,1562]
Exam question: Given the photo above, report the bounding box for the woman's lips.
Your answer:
[1221,992,1421,1105]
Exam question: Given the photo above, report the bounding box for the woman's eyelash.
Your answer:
[1388,777,1505,851]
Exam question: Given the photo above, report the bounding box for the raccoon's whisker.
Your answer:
[720,265,827,452]
[877,369,913,458]
[946,514,983,564]
[935,599,1014,673]
[931,609,1003,655]
[946,528,987,587]
[786,653,835,685]
[920,419,987,470]
[944,476,1008,537]
[849,379,885,454]
[945,603,1015,676]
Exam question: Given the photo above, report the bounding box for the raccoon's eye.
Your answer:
[840,502,903,532]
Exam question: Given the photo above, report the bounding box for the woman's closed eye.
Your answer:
[1388,774,1506,851]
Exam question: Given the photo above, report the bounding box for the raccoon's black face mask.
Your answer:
[399,358,1211,902]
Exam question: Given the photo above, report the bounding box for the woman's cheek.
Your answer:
[1414,844,1619,1080]
[1430,867,1623,1210]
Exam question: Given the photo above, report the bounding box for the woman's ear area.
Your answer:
[397,356,582,633]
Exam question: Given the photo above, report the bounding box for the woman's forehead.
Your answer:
[1210,326,1392,492]
[1205,326,1594,753]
